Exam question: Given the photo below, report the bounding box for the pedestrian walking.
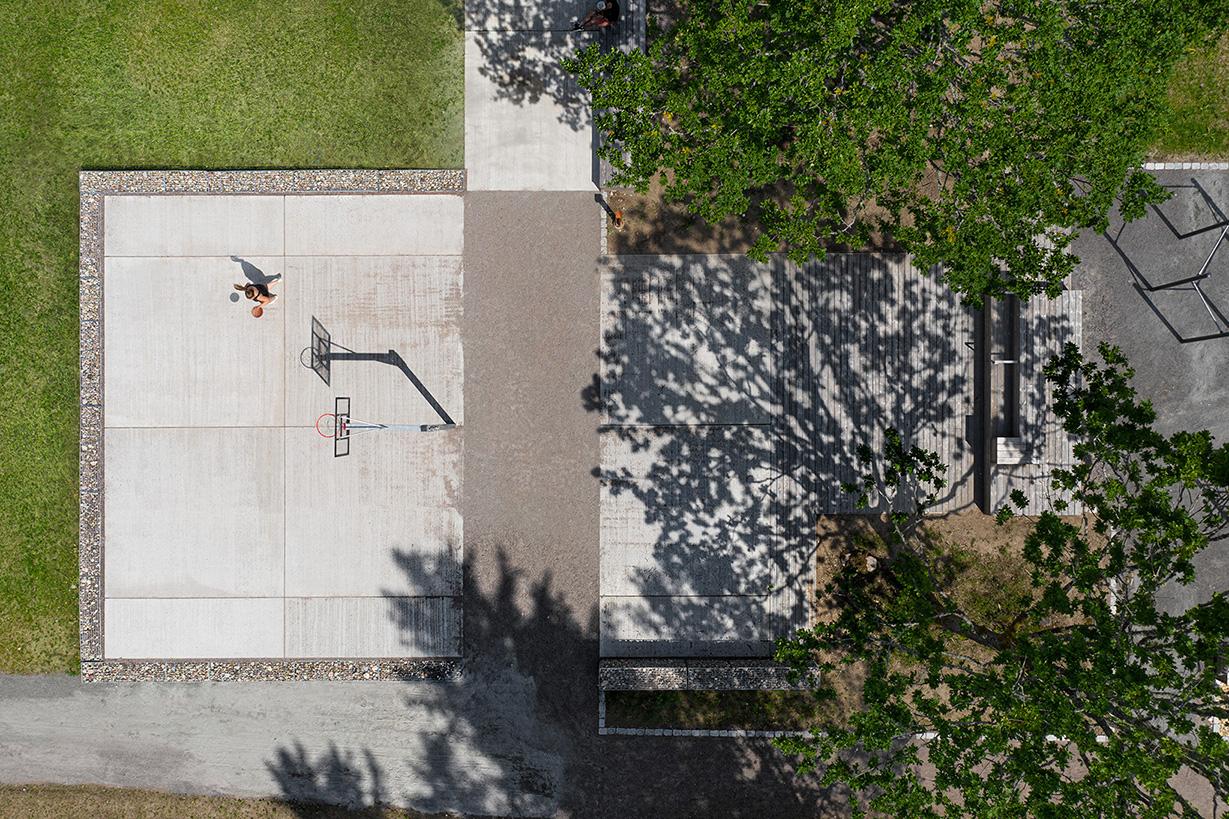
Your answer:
[572,0,619,30]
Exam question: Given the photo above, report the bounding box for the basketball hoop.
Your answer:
[314,396,453,458]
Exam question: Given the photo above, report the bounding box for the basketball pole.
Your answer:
[345,420,457,434]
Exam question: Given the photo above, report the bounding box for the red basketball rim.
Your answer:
[315,412,337,438]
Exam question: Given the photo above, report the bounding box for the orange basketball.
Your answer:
[251,305,264,318]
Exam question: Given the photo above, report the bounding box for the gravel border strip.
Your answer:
[79,169,466,195]
[78,169,465,681]
[598,658,811,691]
[79,191,104,663]
[1142,161,1229,171]
[81,659,462,682]
[600,194,609,255]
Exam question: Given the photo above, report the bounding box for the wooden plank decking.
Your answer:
[597,252,1082,657]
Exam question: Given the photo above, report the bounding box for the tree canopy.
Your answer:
[774,343,1229,816]
[568,0,1229,301]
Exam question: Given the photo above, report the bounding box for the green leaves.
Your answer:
[568,0,1228,301]
[775,345,1229,816]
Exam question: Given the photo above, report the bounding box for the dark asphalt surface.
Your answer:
[1070,168,1229,616]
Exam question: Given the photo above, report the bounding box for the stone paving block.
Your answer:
[600,255,778,425]
[284,255,464,427]
[104,427,284,598]
[600,595,775,657]
[285,596,461,657]
[599,426,779,599]
[283,427,462,598]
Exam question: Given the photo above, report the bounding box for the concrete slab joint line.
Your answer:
[78,169,468,682]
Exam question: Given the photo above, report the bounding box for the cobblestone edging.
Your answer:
[595,690,809,739]
[1142,161,1229,171]
[598,658,812,691]
[78,169,465,682]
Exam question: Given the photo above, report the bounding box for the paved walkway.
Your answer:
[464,1,597,191]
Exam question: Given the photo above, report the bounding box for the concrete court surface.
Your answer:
[100,193,464,660]
[1071,167,1229,617]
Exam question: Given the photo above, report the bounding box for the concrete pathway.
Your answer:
[464,2,597,191]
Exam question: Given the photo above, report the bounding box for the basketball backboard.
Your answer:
[309,317,332,385]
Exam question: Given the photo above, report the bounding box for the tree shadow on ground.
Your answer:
[435,0,597,134]
[588,253,981,654]
[267,743,388,815]
[265,547,844,817]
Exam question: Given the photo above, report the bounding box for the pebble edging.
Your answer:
[78,169,466,682]
[598,658,812,691]
[78,168,466,195]
[81,659,462,683]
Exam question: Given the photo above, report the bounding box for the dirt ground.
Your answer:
[605,178,760,255]
[813,510,1091,633]
[604,689,840,730]
[0,784,436,819]
[604,176,902,257]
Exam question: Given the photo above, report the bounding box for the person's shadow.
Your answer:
[229,256,281,302]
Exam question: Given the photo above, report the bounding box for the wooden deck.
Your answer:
[786,254,978,515]
[597,252,1083,657]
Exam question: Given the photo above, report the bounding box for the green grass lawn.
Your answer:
[1155,33,1229,158]
[0,0,462,674]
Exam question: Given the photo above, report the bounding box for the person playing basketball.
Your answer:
[234,281,277,318]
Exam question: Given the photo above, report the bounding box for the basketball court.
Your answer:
[96,188,464,662]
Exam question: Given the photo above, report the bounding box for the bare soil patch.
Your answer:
[605,178,760,255]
